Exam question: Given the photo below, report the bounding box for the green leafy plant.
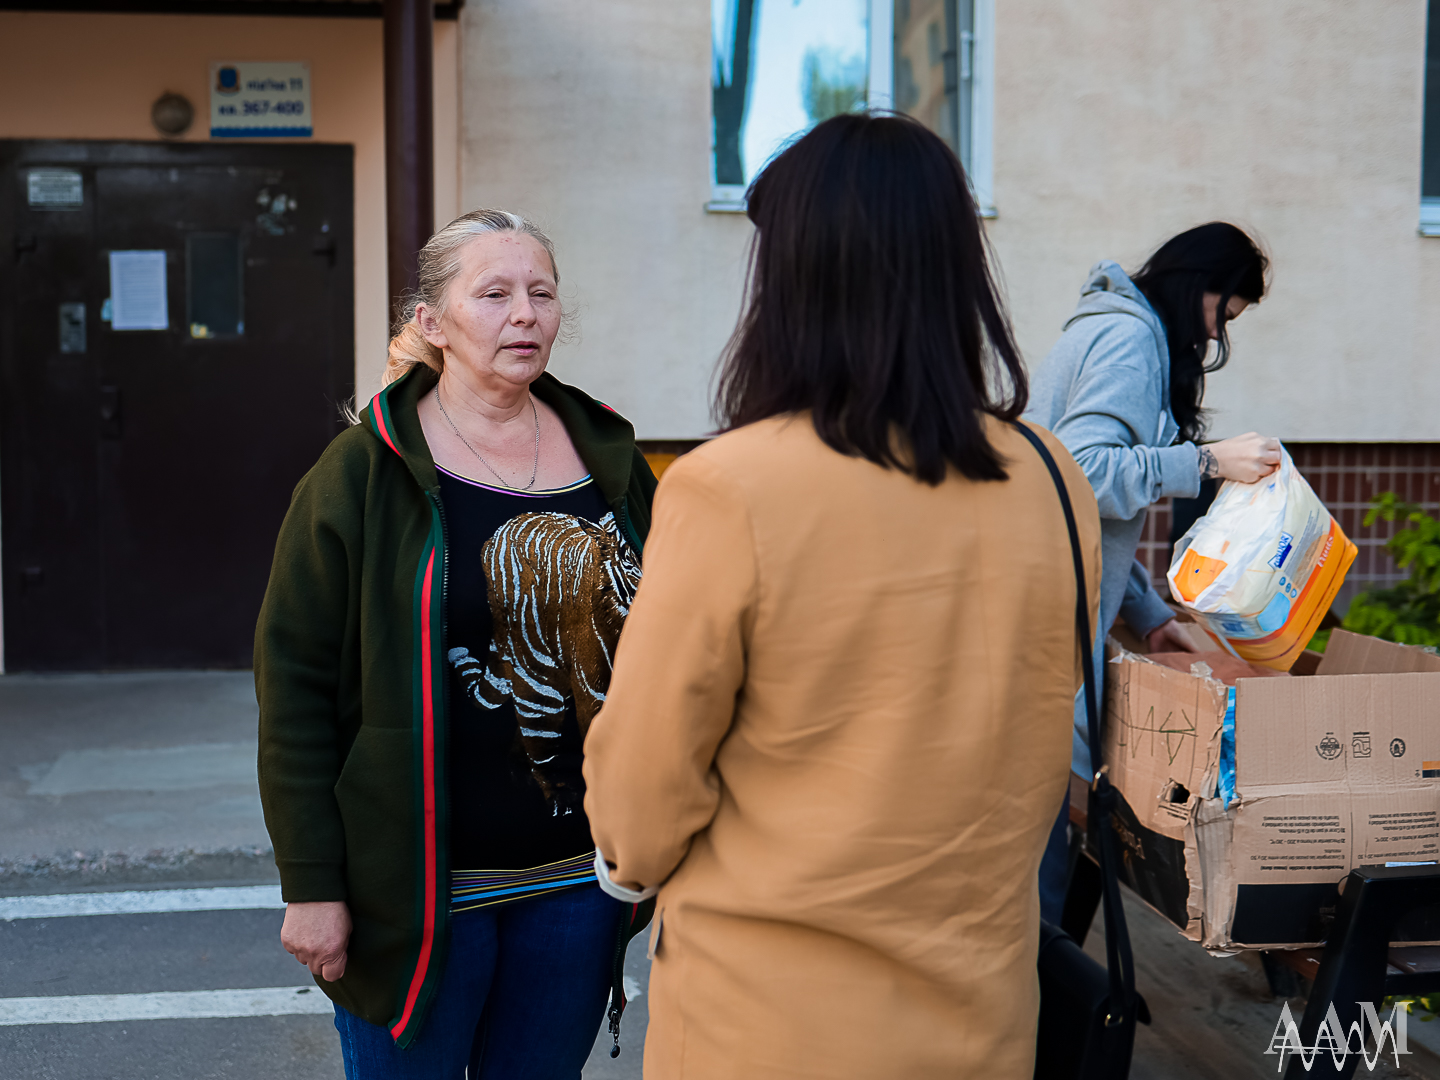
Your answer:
[1341,493,1440,648]
[1384,994,1440,1023]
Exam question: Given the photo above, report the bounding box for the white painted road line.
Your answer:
[0,986,330,1026]
[0,886,284,921]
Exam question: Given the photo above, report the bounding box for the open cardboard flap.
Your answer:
[1316,629,1440,676]
[1101,630,1440,951]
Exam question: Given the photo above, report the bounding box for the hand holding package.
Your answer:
[1167,448,1356,671]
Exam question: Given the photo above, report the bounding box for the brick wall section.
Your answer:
[642,440,1440,616]
[1136,444,1440,611]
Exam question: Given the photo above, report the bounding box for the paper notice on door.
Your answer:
[108,251,169,331]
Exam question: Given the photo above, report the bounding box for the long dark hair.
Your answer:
[1130,222,1268,444]
[714,113,1028,484]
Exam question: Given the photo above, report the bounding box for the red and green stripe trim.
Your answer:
[368,387,401,457]
[388,503,449,1046]
[367,377,451,1045]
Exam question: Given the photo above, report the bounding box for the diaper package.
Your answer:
[1167,448,1357,671]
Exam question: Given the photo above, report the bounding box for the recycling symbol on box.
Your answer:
[1316,734,1343,761]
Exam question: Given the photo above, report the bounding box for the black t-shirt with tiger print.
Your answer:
[438,463,640,871]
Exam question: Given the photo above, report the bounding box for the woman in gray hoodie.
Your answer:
[1025,222,1278,921]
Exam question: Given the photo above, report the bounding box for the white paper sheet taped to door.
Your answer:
[108,250,169,331]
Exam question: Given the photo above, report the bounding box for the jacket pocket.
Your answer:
[333,726,415,918]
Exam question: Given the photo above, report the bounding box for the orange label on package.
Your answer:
[1173,548,1229,603]
[1168,449,1357,672]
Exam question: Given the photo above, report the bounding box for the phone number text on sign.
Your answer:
[235,101,307,117]
[210,62,313,138]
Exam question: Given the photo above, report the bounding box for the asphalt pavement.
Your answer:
[0,883,651,1079]
[3,670,1434,1080]
[0,898,340,1079]
[0,671,271,891]
[0,670,647,1079]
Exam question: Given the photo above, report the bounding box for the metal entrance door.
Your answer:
[0,141,354,671]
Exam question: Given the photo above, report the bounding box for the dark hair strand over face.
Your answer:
[714,112,1028,485]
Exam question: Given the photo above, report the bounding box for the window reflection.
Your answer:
[893,0,974,170]
[186,233,243,340]
[712,0,870,196]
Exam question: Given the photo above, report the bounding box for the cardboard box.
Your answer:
[1100,629,1440,951]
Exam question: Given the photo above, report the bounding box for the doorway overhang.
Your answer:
[0,0,462,18]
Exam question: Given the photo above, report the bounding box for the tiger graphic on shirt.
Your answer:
[447,510,641,812]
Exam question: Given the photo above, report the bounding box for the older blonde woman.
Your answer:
[255,209,656,1078]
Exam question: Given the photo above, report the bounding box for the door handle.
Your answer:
[100,385,122,438]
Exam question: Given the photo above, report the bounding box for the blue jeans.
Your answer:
[1038,795,1071,926]
[334,884,623,1079]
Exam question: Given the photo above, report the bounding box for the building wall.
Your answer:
[989,0,1439,443]
[458,0,751,438]
[458,0,1436,443]
[4,3,1418,439]
[0,10,461,395]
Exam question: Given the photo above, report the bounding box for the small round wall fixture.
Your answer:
[151,92,195,138]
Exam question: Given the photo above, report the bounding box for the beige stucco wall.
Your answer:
[0,10,461,394]
[6,3,1429,441]
[989,0,1438,442]
[459,0,751,438]
[460,0,1437,442]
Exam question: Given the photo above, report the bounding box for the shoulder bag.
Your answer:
[1011,422,1151,1080]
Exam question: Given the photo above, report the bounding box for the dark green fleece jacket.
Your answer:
[255,364,657,1046]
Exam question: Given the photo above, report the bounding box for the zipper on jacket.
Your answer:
[429,489,453,978]
[428,490,451,648]
[606,902,637,1057]
[607,492,642,1056]
[618,495,643,554]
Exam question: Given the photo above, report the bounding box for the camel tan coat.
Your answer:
[583,415,1101,1080]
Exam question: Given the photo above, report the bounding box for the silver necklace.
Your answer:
[435,385,540,490]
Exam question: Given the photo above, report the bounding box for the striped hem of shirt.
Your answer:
[450,851,597,913]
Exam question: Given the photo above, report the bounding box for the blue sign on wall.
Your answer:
[210,62,313,138]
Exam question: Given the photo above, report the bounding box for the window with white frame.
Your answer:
[709,0,994,215]
[1422,0,1439,235]
[891,0,994,215]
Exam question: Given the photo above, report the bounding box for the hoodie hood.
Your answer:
[1063,260,1167,351]
[1063,260,1175,440]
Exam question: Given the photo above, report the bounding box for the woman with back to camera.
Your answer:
[582,114,1102,1079]
[255,209,656,1078]
[1024,222,1278,923]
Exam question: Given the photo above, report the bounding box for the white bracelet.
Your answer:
[593,848,658,903]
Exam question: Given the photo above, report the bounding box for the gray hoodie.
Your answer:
[1024,261,1202,774]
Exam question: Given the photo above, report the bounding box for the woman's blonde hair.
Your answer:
[381,208,560,387]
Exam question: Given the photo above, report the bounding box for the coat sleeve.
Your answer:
[582,452,757,890]
[254,450,362,903]
[1050,318,1202,521]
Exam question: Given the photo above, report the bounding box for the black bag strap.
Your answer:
[1010,421,1139,1027]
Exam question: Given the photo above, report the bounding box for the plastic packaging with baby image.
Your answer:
[1166,447,1356,671]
